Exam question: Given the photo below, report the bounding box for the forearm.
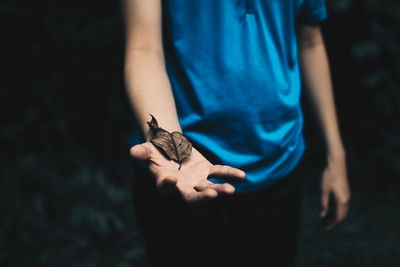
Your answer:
[124,48,182,141]
[299,33,345,158]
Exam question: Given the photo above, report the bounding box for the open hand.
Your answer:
[130,142,246,206]
[320,154,351,230]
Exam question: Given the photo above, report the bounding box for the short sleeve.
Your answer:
[297,0,328,25]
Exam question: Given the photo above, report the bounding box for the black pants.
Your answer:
[132,160,305,267]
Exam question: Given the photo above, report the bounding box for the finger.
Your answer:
[320,188,330,218]
[335,197,350,223]
[183,189,218,207]
[209,165,246,179]
[156,176,177,194]
[211,183,235,195]
[325,213,342,231]
[130,143,153,161]
[193,180,213,192]
[325,198,350,231]
[195,182,235,195]
[326,219,338,231]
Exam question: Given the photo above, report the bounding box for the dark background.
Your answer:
[1,0,399,266]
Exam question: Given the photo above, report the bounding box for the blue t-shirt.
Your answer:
[130,0,327,193]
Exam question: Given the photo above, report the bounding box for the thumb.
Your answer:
[130,143,152,161]
[320,187,330,218]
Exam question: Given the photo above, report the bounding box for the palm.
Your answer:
[130,142,246,206]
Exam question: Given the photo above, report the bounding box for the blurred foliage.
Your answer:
[0,0,399,266]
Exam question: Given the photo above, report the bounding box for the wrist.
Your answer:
[140,114,183,142]
[327,145,346,163]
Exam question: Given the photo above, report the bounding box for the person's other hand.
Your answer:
[130,142,246,206]
[320,153,351,230]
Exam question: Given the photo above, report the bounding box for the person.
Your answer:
[122,0,351,266]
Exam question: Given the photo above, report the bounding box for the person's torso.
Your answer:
[131,0,326,193]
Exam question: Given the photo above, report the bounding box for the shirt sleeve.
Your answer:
[297,0,328,25]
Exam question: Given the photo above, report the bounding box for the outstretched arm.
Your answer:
[122,0,181,141]
[297,25,351,230]
[122,0,246,206]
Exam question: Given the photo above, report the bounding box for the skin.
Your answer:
[298,25,351,230]
[123,0,246,206]
[130,142,246,206]
[123,0,351,230]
